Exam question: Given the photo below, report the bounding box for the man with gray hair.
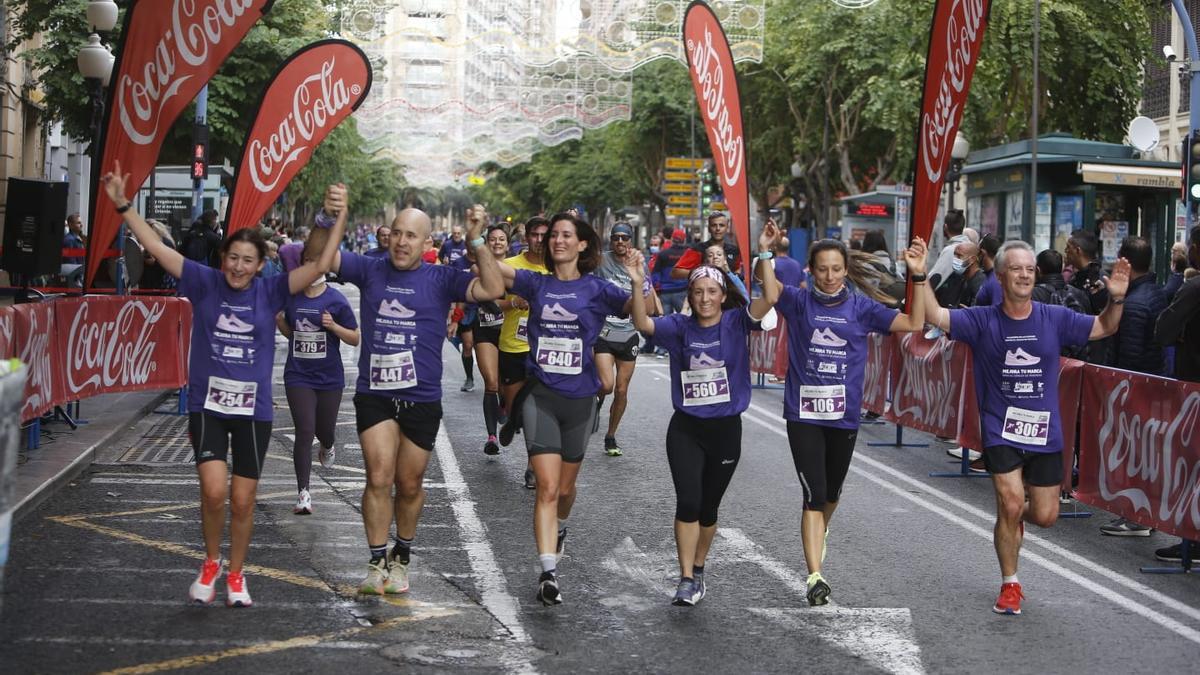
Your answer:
[919,239,1131,617]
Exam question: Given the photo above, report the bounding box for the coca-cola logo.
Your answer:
[0,308,13,348]
[66,300,165,394]
[862,334,889,411]
[892,334,961,433]
[248,57,358,193]
[687,26,744,188]
[1097,380,1200,528]
[117,0,259,145]
[19,307,53,415]
[749,327,779,371]
[919,0,986,184]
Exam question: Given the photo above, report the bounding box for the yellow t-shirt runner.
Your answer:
[499,253,549,354]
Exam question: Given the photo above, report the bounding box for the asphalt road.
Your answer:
[2,283,1197,674]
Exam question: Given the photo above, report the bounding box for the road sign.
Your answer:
[667,206,697,216]
[664,183,697,194]
[665,157,705,170]
[664,171,700,182]
[668,195,698,205]
[711,201,727,211]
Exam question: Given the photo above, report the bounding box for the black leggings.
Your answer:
[285,386,343,489]
[666,411,742,526]
[786,421,857,511]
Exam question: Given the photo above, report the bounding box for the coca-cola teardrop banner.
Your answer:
[223,39,372,235]
[910,0,991,245]
[85,0,277,290]
[683,1,750,283]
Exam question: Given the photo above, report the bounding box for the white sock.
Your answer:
[1002,574,1019,585]
[539,554,557,573]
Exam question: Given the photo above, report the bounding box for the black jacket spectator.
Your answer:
[1156,276,1200,382]
[1107,238,1167,375]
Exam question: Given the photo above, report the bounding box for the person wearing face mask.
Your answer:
[773,236,931,607]
[276,227,360,515]
[935,241,985,308]
[102,161,348,608]
[928,210,969,290]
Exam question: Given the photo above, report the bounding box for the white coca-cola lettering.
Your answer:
[1097,380,1200,531]
[117,0,257,145]
[0,310,13,347]
[688,26,744,187]
[862,334,888,412]
[66,300,166,395]
[248,57,355,193]
[919,0,986,184]
[19,308,53,417]
[892,334,961,434]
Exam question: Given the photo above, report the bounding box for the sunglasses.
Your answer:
[611,234,631,241]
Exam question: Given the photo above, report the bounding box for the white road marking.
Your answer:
[741,402,1200,644]
[600,536,676,594]
[432,424,536,674]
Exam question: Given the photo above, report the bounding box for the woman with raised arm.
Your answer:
[772,236,929,607]
[102,161,347,608]
[626,219,782,606]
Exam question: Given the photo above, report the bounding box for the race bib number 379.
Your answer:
[293,330,327,359]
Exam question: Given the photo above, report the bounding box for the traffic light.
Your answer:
[191,125,209,181]
[699,165,721,208]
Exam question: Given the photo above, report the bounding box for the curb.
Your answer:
[13,390,173,522]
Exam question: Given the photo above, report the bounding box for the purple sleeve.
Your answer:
[512,269,540,300]
[861,295,900,334]
[339,251,366,286]
[775,284,803,320]
[1056,305,1095,348]
[266,271,291,313]
[444,266,475,303]
[177,258,213,301]
[600,279,631,315]
[731,305,760,333]
[334,294,358,330]
[651,314,683,346]
[948,306,984,344]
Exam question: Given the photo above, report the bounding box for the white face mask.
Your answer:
[952,258,967,274]
[310,275,325,288]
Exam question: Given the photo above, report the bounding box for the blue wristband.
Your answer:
[470,237,485,249]
[757,251,774,260]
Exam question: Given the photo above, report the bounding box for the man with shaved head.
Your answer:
[327,204,504,596]
[934,241,985,308]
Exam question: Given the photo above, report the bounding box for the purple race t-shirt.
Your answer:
[283,285,358,390]
[178,258,290,421]
[512,269,629,399]
[776,285,899,429]
[653,308,759,418]
[340,252,473,402]
[772,255,805,288]
[950,303,1093,454]
[975,270,1002,306]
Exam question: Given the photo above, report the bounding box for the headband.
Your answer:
[688,265,726,289]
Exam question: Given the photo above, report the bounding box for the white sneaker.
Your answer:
[359,559,389,595]
[946,446,981,461]
[188,558,223,604]
[225,571,253,608]
[385,551,410,593]
[318,444,336,469]
[293,488,313,515]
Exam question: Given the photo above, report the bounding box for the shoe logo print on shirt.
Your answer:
[295,317,320,331]
[379,299,416,319]
[1004,348,1041,367]
[689,352,726,369]
[541,303,578,321]
[215,313,254,333]
[810,327,847,348]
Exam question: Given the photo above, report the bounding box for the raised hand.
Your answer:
[624,249,646,285]
[903,236,929,276]
[759,218,780,252]
[1105,257,1131,300]
[101,160,131,205]
[324,183,348,215]
[466,204,488,243]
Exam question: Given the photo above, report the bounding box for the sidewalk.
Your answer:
[12,388,173,521]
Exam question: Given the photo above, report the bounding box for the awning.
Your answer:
[1078,162,1181,189]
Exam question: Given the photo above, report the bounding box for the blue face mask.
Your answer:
[649,246,660,254]
[812,283,850,306]
[952,257,967,274]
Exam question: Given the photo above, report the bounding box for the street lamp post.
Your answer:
[1169,1,1200,226]
[76,1,118,292]
[946,131,971,214]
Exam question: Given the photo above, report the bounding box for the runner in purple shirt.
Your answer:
[919,240,1129,617]
[495,212,641,606]
[625,219,782,606]
[773,236,930,607]
[330,204,504,598]
[102,162,347,608]
[277,227,360,516]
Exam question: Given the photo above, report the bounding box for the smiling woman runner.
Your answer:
[276,226,360,515]
[626,220,782,606]
[772,236,929,607]
[497,212,644,606]
[102,161,347,608]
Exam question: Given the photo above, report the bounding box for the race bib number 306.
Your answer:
[204,376,257,416]
[293,330,327,359]
[1001,406,1051,446]
[370,351,418,390]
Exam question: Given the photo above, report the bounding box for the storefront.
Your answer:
[962,134,1183,278]
[836,185,912,259]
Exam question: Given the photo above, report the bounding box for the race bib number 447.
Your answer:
[370,351,418,390]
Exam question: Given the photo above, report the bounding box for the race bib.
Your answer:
[681,367,731,407]
[535,337,583,375]
[516,316,529,343]
[1001,406,1051,446]
[369,351,418,390]
[480,309,505,327]
[293,330,327,359]
[204,376,257,416]
[797,384,847,420]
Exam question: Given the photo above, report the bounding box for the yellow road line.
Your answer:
[51,491,300,521]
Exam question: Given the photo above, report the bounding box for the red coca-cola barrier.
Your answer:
[884,332,970,439]
[862,332,892,416]
[7,297,192,422]
[748,322,788,379]
[1075,366,1200,542]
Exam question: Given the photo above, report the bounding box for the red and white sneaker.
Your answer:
[993,582,1024,615]
[188,558,223,605]
[225,571,253,608]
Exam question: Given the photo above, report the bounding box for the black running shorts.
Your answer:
[188,412,272,480]
[983,445,1063,487]
[498,350,528,386]
[594,332,640,362]
[353,393,442,452]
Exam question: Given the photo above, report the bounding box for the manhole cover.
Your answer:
[119,415,193,464]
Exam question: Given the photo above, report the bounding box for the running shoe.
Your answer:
[293,488,313,515]
[693,573,706,604]
[484,436,500,456]
[1099,517,1153,537]
[497,406,509,426]
[672,578,700,606]
[384,556,410,594]
[461,377,475,392]
[225,571,253,608]
[536,571,562,606]
[992,581,1023,615]
[556,527,568,562]
[318,444,336,469]
[806,572,831,606]
[1155,542,1196,563]
[188,557,223,605]
[604,436,623,457]
[499,417,519,447]
[358,559,389,595]
[946,446,982,461]
[524,469,536,490]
